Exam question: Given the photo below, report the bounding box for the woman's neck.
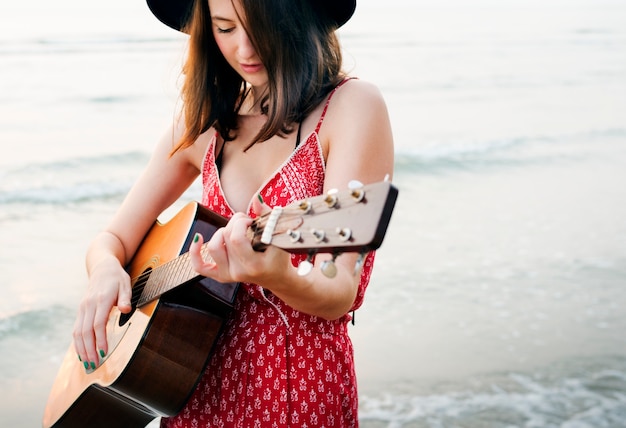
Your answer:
[240,84,268,116]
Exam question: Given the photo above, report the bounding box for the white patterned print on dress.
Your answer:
[162,80,375,427]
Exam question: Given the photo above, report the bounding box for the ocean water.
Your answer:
[2,0,626,426]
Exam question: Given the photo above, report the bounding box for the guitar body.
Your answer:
[43,180,399,428]
[43,202,239,428]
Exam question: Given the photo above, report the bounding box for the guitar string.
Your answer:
[250,193,357,238]
[129,192,361,307]
[130,209,317,307]
[250,194,358,244]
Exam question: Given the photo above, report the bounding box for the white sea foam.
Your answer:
[359,364,626,427]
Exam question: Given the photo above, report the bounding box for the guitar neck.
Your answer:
[135,251,200,307]
[134,180,398,307]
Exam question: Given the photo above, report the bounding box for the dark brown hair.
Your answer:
[172,0,346,153]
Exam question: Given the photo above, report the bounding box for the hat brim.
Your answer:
[146,0,356,33]
[147,0,194,32]
[313,0,356,29]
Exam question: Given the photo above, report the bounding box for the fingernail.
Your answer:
[193,233,200,243]
[90,362,96,370]
[99,349,106,359]
[78,354,82,362]
[257,193,265,204]
[83,361,89,370]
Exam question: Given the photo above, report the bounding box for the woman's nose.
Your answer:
[238,31,256,60]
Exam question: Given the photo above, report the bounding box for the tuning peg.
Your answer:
[297,254,315,276]
[321,254,339,279]
[353,252,366,275]
[324,189,339,208]
[336,227,352,242]
[299,200,312,214]
[287,229,301,243]
[310,228,326,243]
[348,180,363,189]
[348,180,365,202]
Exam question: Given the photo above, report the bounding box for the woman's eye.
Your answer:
[217,27,234,34]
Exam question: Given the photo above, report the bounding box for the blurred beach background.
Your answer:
[2,0,626,426]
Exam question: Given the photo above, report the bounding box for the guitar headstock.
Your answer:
[250,180,398,259]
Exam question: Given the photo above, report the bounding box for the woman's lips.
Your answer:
[240,63,264,74]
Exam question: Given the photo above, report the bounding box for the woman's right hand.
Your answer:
[72,255,132,371]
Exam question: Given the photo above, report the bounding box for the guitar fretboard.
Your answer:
[134,246,212,307]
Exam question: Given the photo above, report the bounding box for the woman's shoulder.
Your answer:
[173,111,218,143]
[324,78,389,126]
[318,77,394,186]
[334,78,386,106]
[317,77,392,156]
[165,113,217,170]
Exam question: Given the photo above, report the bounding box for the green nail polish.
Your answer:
[257,193,264,204]
[193,233,199,243]
[99,349,106,358]
[78,354,82,362]
[83,361,89,370]
[90,362,96,370]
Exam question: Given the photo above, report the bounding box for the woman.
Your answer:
[73,0,393,425]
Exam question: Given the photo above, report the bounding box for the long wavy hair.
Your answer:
[172,0,346,154]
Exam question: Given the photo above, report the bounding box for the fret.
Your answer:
[136,249,200,307]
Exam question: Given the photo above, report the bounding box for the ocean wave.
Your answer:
[0,151,148,205]
[0,181,131,205]
[394,137,529,174]
[2,150,149,174]
[394,128,626,176]
[0,305,74,341]
[360,356,626,427]
[2,129,624,206]
[0,36,183,57]
[0,151,204,208]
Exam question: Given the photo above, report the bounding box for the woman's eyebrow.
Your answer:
[211,16,235,23]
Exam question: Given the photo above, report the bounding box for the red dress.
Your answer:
[161,81,375,427]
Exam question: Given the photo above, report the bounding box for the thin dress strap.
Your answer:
[314,78,355,134]
[214,131,225,173]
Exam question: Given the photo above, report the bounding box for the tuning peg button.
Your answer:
[297,254,314,276]
[297,260,313,276]
[299,200,312,214]
[353,252,366,275]
[287,229,301,243]
[348,180,365,202]
[321,260,337,278]
[337,227,352,242]
[324,189,339,208]
[311,228,326,243]
[348,180,364,190]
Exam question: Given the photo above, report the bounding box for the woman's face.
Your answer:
[208,0,268,92]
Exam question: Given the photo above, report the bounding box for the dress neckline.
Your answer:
[208,129,323,216]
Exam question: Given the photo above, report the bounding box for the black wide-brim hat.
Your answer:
[147,0,356,33]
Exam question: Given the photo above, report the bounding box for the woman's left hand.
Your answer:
[188,199,291,286]
[187,213,251,282]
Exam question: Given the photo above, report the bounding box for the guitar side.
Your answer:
[43,202,237,428]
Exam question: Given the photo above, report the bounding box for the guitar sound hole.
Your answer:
[118,307,135,327]
[118,268,151,327]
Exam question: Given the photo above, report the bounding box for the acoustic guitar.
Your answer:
[43,180,398,428]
